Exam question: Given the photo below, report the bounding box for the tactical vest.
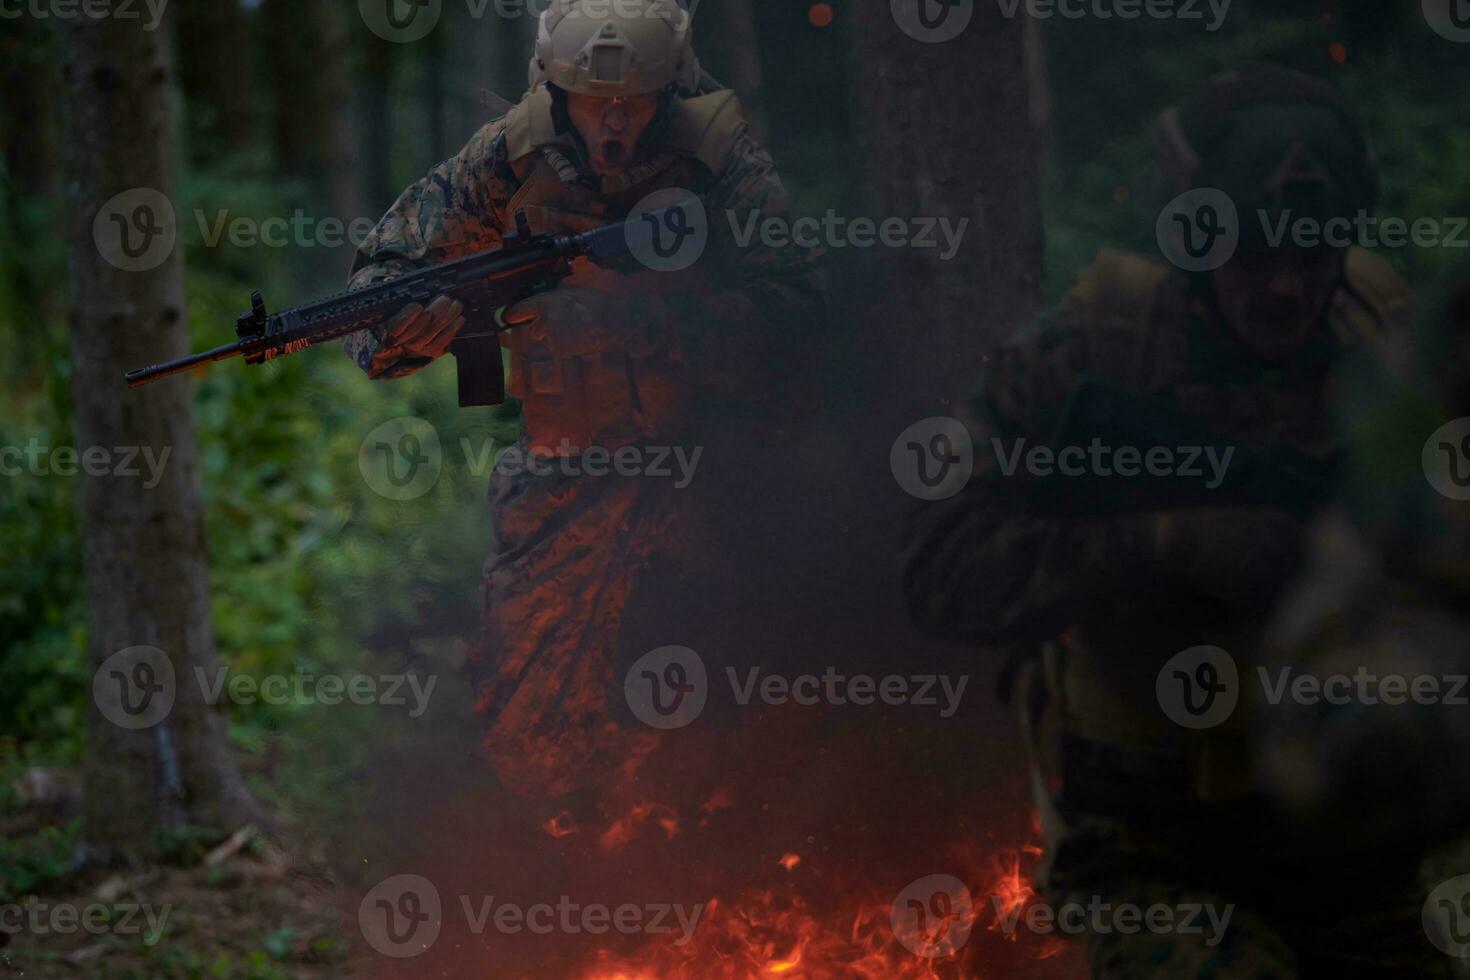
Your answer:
[1015,247,1413,837]
[497,87,748,456]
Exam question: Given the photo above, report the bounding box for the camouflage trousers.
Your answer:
[469,433,694,799]
[1014,661,1457,979]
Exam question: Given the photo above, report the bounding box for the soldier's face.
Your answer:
[565,91,660,176]
[1211,245,1346,360]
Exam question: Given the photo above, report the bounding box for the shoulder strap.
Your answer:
[664,90,749,173]
[504,87,571,165]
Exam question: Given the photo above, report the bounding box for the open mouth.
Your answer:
[600,139,626,167]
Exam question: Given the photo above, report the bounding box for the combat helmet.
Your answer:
[1154,64,1379,249]
[529,0,701,97]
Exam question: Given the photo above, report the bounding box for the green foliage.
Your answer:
[0,818,81,903]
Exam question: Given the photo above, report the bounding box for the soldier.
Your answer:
[904,65,1437,976]
[344,0,821,797]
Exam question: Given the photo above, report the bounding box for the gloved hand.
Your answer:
[378,294,465,363]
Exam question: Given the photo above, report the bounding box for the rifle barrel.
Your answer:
[124,339,246,388]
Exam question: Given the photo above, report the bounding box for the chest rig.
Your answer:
[495,87,747,456]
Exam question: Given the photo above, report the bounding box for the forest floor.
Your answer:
[0,815,365,980]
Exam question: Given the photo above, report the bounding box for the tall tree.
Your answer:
[355,28,399,217]
[849,6,1047,400]
[174,0,258,168]
[64,1,262,862]
[261,0,359,228]
[695,0,768,141]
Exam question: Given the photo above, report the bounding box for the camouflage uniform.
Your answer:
[346,85,821,797]
[904,68,1442,978]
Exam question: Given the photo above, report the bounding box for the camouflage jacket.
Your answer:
[904,247,1413,653]
[342,87,822,384]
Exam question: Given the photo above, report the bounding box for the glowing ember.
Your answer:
[544,809,581,838]
[599,802,681,851]
[577,845,1062,979]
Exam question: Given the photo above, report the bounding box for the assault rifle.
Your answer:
[125,208,671,407]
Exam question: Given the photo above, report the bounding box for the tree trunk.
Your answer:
[0,14,63,383]
[849,6,1047,402]
[698,0,768,142]
[174,0,258,167]
[355,31,398,218]
[63,1,263,863]
[262,0,358,225]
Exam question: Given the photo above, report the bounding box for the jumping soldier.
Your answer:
[344,0,821,797]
